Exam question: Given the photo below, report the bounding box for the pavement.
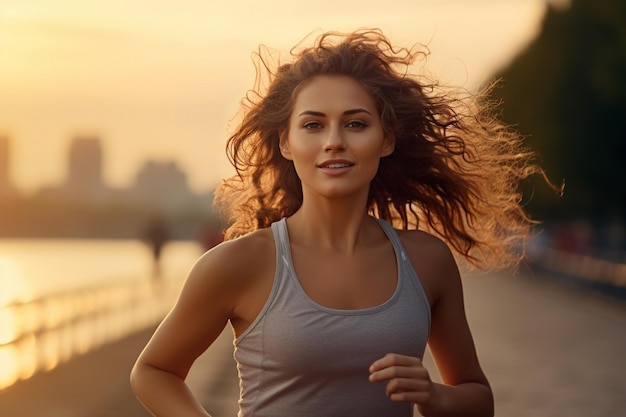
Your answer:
[1,270,625,417]
[457,270,626,417]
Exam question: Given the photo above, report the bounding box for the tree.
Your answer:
[491,0,626,223]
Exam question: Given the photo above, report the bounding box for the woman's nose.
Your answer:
[324,125,345,151]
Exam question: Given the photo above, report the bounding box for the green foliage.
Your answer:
[491,0,626,222]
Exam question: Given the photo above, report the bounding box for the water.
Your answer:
[0,238,204,390]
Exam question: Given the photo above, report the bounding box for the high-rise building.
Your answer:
[0,136,9,183]
[131,160,194,210]
[65,136,104,195]
[0,136,16,195]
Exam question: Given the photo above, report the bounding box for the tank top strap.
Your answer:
[232,218,290,343]
[271,218,291,270]
[271,217,288,249]
[375,218,411,266]
[375,218,431,321]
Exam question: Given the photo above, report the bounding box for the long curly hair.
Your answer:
[214,28,551,270]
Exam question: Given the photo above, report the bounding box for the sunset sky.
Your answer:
[0,0,552,194]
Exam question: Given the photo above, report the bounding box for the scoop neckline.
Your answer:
[278,217,403,315]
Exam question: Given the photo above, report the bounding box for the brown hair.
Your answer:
[214,28,551,270]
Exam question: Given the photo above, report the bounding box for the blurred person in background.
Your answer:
[142,214,171,280]
[131,29,549,417]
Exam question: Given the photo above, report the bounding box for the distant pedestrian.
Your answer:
[142,215,170,280]
[132,28,553,417]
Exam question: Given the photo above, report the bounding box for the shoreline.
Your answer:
[0,326,239,417]
[0,327,156,417]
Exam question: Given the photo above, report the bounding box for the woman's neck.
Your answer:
[286,195,380,254]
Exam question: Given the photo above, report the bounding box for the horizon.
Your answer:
[0,135,210,196]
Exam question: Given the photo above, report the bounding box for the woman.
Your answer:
[131,29,545,417]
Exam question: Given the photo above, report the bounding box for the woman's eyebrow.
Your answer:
[297,108,372,117]
[344,108,372,116]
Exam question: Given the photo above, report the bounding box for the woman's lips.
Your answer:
[317,160,354,175]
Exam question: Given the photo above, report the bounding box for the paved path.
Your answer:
[456,271,626,417]
[1,271,624,417]
[187,328,240,417]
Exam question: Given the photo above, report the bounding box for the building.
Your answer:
[0,136,16,196]
[0,134,213,238]
[129,160,196,211]
[37,136,110,202]
[65,136,105,196]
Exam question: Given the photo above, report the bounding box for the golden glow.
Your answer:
[0,257,30,307]
[0,307,17,344]
[0,344,20,390]
[42,297,69,329]
[39,330,60,371]
[0,0,547,194]
[17,303,41,335]
[0,240,194,390]
[16,334,38,380]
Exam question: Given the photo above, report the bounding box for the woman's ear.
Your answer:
[279,130,293,160]
[381,134,395,157]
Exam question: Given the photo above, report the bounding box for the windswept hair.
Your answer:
[214,28,552,270]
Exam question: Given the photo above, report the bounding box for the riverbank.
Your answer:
[0,326,239,417]
[0,238,204,390]
[0,327,157,417]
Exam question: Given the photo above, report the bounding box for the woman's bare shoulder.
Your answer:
[396,229,454,262]
[175,227,275,316]
[132,228,277,374]
[395,229,461,304]
[195,227,276,284]
[192,227,277,332]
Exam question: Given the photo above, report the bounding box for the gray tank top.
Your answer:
[233,217,431,417]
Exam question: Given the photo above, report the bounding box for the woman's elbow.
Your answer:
[129,361,145,397]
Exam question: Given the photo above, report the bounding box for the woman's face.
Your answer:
[280,75,394,200]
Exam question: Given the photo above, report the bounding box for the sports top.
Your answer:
[233,217,431,417]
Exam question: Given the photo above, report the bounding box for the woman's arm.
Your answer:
[370,233,493,417]
[421,239,493,416]
[130,242,242,417]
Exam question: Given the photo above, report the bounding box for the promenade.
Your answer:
[0,269,624,417]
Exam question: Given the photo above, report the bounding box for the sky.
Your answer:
[0,0,551,194]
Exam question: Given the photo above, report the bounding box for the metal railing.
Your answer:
[0,277,182,390]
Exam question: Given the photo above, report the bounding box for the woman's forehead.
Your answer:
[292,75,377,114]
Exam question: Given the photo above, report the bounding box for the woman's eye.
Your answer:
[346,121,367,129]
[303,121,323,129]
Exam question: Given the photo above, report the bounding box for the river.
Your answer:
[0,238,204,390]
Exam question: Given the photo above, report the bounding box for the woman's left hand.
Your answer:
[369,353,439,408]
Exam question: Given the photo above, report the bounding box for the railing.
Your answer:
[527,245,626,298]
[0,277,183,391]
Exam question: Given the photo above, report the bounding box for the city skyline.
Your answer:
[0,134,215,239]
[0,135,212,213]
